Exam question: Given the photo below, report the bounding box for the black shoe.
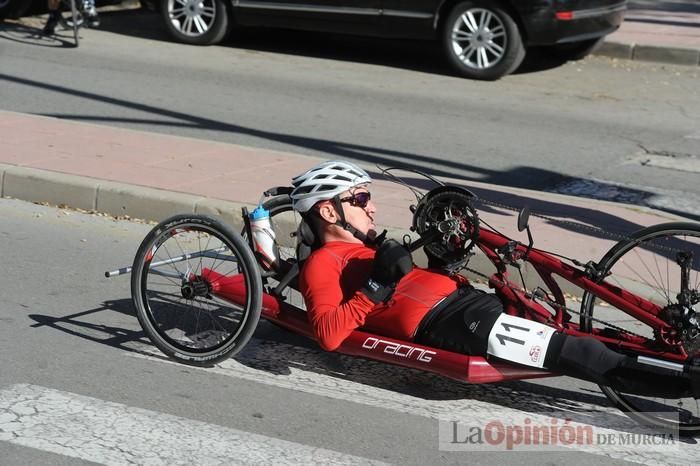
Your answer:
[43,11,60,35]
[85,7,99,28]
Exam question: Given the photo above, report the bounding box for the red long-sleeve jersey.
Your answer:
[299,241,461,351]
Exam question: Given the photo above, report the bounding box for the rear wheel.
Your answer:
[160,0,230,45]
[442,1,525,80]
[131,214,262,366]
[580,223,700,434]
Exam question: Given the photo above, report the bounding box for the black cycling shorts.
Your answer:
[414,286,503,356]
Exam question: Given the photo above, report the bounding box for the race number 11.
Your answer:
[486,314,555,369]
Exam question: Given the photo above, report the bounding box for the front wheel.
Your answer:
[442,1,525,80]
[131,214,263,366]
[160,0,230,45]
[580,222,700,434]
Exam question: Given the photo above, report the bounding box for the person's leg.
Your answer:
[487,311,693,397]
[43,0,62,34]
[83,0,99,27]
[543,332,692,397]
[416,288,692,397]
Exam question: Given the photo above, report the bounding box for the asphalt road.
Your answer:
[1,198,698,465]
[0,9,699,219]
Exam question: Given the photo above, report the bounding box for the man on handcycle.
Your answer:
[291,160,695,397]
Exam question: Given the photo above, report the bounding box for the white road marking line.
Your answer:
[0,384,388,466]
[127,339,695,465]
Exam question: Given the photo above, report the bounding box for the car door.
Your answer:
[235,0,383,35]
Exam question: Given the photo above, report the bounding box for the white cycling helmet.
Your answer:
[291,160,372,213]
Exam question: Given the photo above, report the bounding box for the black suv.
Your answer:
[159,0,627,80]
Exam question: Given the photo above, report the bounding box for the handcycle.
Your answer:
[106,169,700,435]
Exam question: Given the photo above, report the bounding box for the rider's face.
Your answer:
[339,186,376,235]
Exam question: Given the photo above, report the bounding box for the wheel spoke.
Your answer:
[478,47,489,68]
[462,12,478,33]
[452,30,471,42]
[490,25,505,40]
[484,41,504,56]
[193,15,208,33]
[480,11,492,31]
[459,44,477,63]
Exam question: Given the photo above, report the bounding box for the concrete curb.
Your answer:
[0,163,246,229]
[597,41,700,66]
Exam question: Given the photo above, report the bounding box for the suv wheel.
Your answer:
[442,1,525,80]
[161,0,230,45]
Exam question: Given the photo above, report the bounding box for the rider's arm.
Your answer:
[300,251,376,351]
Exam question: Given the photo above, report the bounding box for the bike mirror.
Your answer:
[517,206,530,232]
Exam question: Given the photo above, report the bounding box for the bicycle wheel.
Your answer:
[246,194,306,310]
[580,222,700,434]
[131,214,262,366]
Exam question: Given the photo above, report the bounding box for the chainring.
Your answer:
[412,186,480,266]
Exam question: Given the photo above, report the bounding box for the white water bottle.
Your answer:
[249,205,279,269]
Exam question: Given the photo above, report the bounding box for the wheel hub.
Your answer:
[181,277,211,300]
[186,1,201,16]
[663,303,700,354]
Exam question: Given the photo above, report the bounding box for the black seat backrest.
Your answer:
[272,218,317,297]
[295,219,317,264]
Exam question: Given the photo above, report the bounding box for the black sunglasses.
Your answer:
[339,191,371,208]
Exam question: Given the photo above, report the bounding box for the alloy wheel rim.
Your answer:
[169,0,217,37]
[451,8,507,70]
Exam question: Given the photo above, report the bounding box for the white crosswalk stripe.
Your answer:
[126,338,697,466]
[0,384,388,466]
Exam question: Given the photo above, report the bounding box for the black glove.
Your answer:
[361,239,413,303]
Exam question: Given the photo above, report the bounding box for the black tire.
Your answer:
[549,37,604,62]
[0,0,33,20]
[160,0,230,45]
[580,222,700,434]
[441,0,525,80]
[131,214,263,366]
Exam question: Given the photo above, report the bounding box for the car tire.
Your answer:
[442,0,525,80]
[549,37,604,62]
[160,0,230,45]
[0,0,33,20]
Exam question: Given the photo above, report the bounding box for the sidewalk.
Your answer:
[0,110,690,292]
[598,0,700,65]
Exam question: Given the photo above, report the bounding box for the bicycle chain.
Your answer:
[462,264,649,340]
[471,196,690,257]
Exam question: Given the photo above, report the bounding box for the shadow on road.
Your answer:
[0,20,77,48]
[22,300,657,437]
[26,298,700,439]
[3,67,697,237]
[28,298,148,354]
